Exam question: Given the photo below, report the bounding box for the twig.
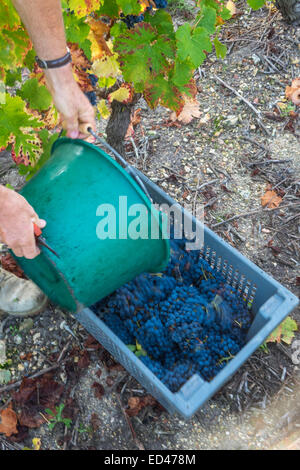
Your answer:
[116,394,145,450]
[247,159,292,166]
[130,137,140,162]
[211,202,300,228]
[0,349,69,395]
[213,74,262,118]
[240,136,270,152]
[0,364,60,394]
[161,164,187,181]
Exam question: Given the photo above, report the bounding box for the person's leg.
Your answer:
[0,267,48,317]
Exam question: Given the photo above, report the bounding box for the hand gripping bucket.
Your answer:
[12,138,170,312]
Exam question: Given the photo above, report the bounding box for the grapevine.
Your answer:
[92,232,252,393]
[0,0,266,175]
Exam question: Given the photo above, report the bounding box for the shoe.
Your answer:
[0,267,48,317]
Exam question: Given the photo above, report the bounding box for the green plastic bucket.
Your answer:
[12,137,170,312]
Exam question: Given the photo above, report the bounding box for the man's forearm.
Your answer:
[11,0,96,139]
[11,0,67,60]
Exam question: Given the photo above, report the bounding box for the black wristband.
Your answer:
[35,48,72,70]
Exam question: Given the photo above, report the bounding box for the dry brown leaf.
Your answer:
[261,190,282,209]
[170,98,201,124]
[0,405,18,437]
[285,78,300,106]
[226,0,237,16]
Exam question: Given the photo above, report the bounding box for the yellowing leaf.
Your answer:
[266,317,298,345]
[92,54,120,79]
[97,99,111,119]
[88,18,111,61]
[226,0,237,16]
[67,0,99,18]
[108,84,133,104]
[32,438,41,450]
[170,97,201,124]
[261,190,282,209]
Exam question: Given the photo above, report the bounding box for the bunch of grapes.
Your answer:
[120,13,145,29]
[92,235,252,393]
[120,0,168,29]
[84,74,98,106]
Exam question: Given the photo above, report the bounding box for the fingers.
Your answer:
[62,116,79,139]
[31,216,47,229]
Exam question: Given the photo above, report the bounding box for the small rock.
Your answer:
[224,115,239,127]
[33,332,41,343]
[14,334,22,345]
[17,363,25,371]
[19,318,34,332]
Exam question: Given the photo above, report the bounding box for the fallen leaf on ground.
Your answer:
[226,0,237,16]
[0,404,18,437]
[90,412,101,431]
[78,349,90,369]
[285,78,300,106]
[261,190,282,209]
[266,316,298,345]
[13,374,64,428]
[92,382,105,399]
[170,98,201,124]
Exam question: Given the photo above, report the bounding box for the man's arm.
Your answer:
[0,1,96,260]
[11,0,96,138]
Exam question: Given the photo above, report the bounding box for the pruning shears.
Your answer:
[33,223,60,259]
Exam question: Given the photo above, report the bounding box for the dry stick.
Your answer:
[116,394,145,450]
[240,136,270,152]
[0,364,60,394]
[213,75,270,135]
[0,342,70,395]
[211,202,300,228]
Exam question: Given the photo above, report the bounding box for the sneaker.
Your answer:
[0,267,48,317]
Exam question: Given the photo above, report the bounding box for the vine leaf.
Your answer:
[0,94,43,160]
[115,0,142,16]
[285,78,300,106]
[67,0,100,18]
[108,84,133,104]
[97,99,111,119]
[144,75,184,111]
[88,18,111,61]
[170,97,201,124]
[261,189,282,209]
[266,317,298,345]
[17,78,52,111]
[176,24,212,68]
[247,0,265,10]
[63,10,92,60]
[214,36,227,59]
[0,404,18,437]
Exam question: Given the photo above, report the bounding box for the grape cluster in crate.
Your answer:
[93,236,252,392]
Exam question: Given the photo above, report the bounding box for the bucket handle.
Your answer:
[85,127,152,202]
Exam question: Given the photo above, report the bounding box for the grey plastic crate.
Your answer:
[74,171,299,419]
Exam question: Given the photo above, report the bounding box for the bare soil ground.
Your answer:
[0,1,300,450]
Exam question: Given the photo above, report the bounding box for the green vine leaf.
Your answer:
[213,36,227,59]
[115,0,141,16]
[17,78,52,111]
[247,0,266,10]
[0,94,43,159]
[176,24,212,68]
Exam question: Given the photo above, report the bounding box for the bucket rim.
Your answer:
[51,137,170,273]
